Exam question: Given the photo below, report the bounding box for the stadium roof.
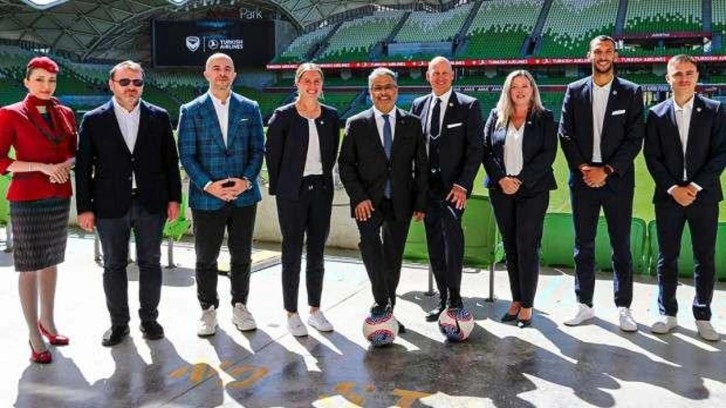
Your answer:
[0,0,448,62]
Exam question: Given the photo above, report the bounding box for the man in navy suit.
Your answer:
[338,68,428,329]
[76,60,182,346]
[410,57,483,321]
[177,53,265,337]
[559,35,644,331]
[644,54,726,341]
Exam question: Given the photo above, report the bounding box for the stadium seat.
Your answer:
[647,220,726,281]
[541,213,649,275]
[539,0,618,58]
[0,173,13,251]
[624,0,702,34]
[162,191,191,268]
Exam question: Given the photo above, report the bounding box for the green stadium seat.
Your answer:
[542,213,648,275]
[647,220,726,281]
[0,173,13,251]
[403,195,502,265]
[594,216,648,275]
[162,190,191,268]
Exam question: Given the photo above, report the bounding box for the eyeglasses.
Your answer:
[113,78,144,87]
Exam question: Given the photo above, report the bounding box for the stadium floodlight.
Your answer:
[21,0,68,10]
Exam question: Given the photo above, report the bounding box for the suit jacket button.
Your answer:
[226,150,232,157]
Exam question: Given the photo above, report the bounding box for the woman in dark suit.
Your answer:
[265,62,340,337]
[0,57,76,363]
[483,69,557,328]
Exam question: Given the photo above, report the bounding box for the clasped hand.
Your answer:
[207,178,249,202]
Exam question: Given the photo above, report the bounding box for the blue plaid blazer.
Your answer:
[177,92,264,210]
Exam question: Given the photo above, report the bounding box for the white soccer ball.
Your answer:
[362,311,398,347]
[438,307,475,342]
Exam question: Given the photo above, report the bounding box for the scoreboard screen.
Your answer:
[152,20,275,67]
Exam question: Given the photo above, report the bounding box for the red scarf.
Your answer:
[22,94,75,143]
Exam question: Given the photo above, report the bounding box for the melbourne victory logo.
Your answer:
[185,36,200,52]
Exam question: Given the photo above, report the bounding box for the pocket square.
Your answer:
[447,122,463,129]
[611,109,626,116]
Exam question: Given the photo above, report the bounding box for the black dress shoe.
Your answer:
[425,307,445,322]
[517,318,532,328]
[140,321,165,340]
[102,325,130,347]
[501,312,518,322]
[397,321,406,334]
[448,298,464,310]
[370,304,390,315]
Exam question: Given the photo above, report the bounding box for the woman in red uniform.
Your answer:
[0,57,76,363]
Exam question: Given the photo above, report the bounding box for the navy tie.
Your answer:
[382,114,392,198]
[430,97,441,138]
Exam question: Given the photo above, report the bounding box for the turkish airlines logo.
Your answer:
[186,36,200,52]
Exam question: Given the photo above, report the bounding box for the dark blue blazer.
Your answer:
[482,108,558,195]
[644,94,726,204]
[265,102,340,200]
[177,92,264,211]
[76,100,182,218]
[338,107,429,220]
[410,91,483,194]
[559,76,645,190]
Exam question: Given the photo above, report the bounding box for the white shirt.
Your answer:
[504,122,524,176]
[426,88,452,138]
[210,92,231,147]
[373,106,396,147]
[591,79,612,163]
[303,118,323,176]
[112,97,141,188]
[112,97,140,153]
[668,95,702,193]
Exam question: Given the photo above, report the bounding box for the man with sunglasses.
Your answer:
[76,60,182,347]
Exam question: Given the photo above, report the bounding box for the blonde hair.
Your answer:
[294,62,324,100]
[495,69,544,129]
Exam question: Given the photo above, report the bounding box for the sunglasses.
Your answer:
[113,78,144,87]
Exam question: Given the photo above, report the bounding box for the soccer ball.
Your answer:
[362,311,399,347]
[438,307,474,342]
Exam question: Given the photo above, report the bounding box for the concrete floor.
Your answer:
[1,229,725,408]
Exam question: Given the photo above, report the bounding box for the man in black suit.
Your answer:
[338,67,428,328]
[559,35,644,331]
[644,54,726,341]
[76,60,182,346]
[410,56,483,321]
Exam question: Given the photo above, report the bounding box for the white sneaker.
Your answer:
[618,307,637,332]
[564,303,595,326]
[197,306,217,337]
[651,316,678,334]
[232,303,257,331]
[695,320,720,341]
[308,311,334,332]
[287,313,308,337]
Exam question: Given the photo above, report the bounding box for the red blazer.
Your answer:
[0,98,77,202]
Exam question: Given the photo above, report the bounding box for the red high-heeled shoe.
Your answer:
[38,322,70,346]
[29,340,52,364]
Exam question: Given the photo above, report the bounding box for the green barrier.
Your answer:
[541,213,649,275]
[648,220,726,281]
